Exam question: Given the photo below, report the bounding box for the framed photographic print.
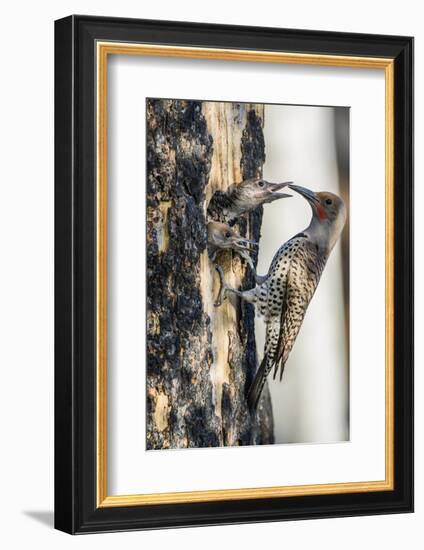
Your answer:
[54,15,414,534]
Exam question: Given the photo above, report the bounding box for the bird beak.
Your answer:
[288,184,319,206]
[238,237,259,246]
[266,180,293,199]
[260,180,292,202]
[231,236,258,252]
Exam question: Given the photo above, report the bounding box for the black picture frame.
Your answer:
[55,14,414,534]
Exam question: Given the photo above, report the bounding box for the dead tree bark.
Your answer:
[146,99,274,449]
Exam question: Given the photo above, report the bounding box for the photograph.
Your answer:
[146,98,350,450]
[52,13,413,535]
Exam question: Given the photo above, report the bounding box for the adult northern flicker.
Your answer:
[207,178,292,223]
[215,184,347,411]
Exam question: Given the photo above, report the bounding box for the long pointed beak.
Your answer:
[237,237,259,247]
[288,184,319,204]
[270,181,292,191]
[268,180,293,199]
[231,238,257,252]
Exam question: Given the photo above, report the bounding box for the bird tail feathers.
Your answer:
[248,354,287,412]
[272,358,286,381]
[247,355,270,412]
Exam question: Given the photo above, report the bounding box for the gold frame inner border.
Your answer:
[96,41,395,508]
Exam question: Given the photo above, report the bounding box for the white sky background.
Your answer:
[260,105,349,444]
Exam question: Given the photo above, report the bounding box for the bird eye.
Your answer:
[225,231,231,238]
[258,180,264,187]
[325,198,332,205]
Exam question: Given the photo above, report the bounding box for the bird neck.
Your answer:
[208,188,241,223]
[229,187,255,217]
[305,217,331,254]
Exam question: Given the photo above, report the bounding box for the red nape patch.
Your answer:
[317,204,328,220]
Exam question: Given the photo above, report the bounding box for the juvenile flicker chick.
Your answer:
[207,221,266,282]
[208,178,292,223]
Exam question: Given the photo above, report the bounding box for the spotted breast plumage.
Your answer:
[248,235,328,410]
[215,184,347,412]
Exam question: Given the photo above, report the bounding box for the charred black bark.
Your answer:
[146,99,273,449]
[238,108,273,442]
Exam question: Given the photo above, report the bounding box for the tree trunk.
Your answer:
[146,99,274,450]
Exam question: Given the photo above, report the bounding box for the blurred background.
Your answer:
[257,104,350,444]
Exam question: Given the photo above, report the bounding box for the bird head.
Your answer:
[288,184,347,251]
[232,178,292,214]
[207,221,258,253]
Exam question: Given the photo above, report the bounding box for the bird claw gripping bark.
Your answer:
[214,264,228,307]
[237,249,268,285]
